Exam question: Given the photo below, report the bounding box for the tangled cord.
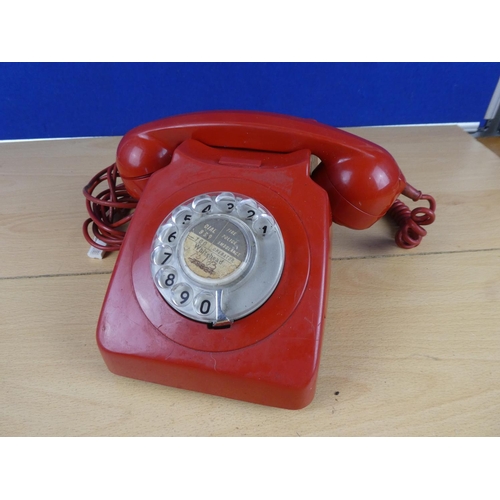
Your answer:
[387,184,436,249]
[83,164,138,252]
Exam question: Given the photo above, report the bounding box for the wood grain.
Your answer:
[1,251,499,436]
[1,125,500,436]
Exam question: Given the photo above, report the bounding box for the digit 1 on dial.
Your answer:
[252,214,274,237]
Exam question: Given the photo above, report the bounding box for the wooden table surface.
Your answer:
[1,125,499,436]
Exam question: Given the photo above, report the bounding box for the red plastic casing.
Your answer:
[98,140,330,409]
[97,111,407,409]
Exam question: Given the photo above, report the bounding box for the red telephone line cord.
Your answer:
[82,164,138,252]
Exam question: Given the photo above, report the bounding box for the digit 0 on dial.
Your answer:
[150,192,285,326]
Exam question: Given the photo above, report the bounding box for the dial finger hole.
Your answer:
[152,244,174,266]
[155,266,178,289]
[172,206,194,226]
[252,214,275,237]
[236,198,258,221]
[194,292,215,316]
[215,192,236,213]
[192,195,214,214]
[158,223,179,245]
[171,283,193,306]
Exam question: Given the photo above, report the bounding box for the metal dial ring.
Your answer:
[150,192,285,325]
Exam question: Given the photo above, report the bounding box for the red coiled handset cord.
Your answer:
[387,184,436,249]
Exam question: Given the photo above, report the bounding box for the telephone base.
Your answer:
[96,139,331,409]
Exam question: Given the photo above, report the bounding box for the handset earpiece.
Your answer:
[311,144,407,230]
[116,133,173,199]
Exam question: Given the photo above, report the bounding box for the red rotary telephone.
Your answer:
[84,111,436,409]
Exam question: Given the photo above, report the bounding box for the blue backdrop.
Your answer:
[1,62,499,140]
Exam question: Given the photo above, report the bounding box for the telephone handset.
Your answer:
[84,111,436,409]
